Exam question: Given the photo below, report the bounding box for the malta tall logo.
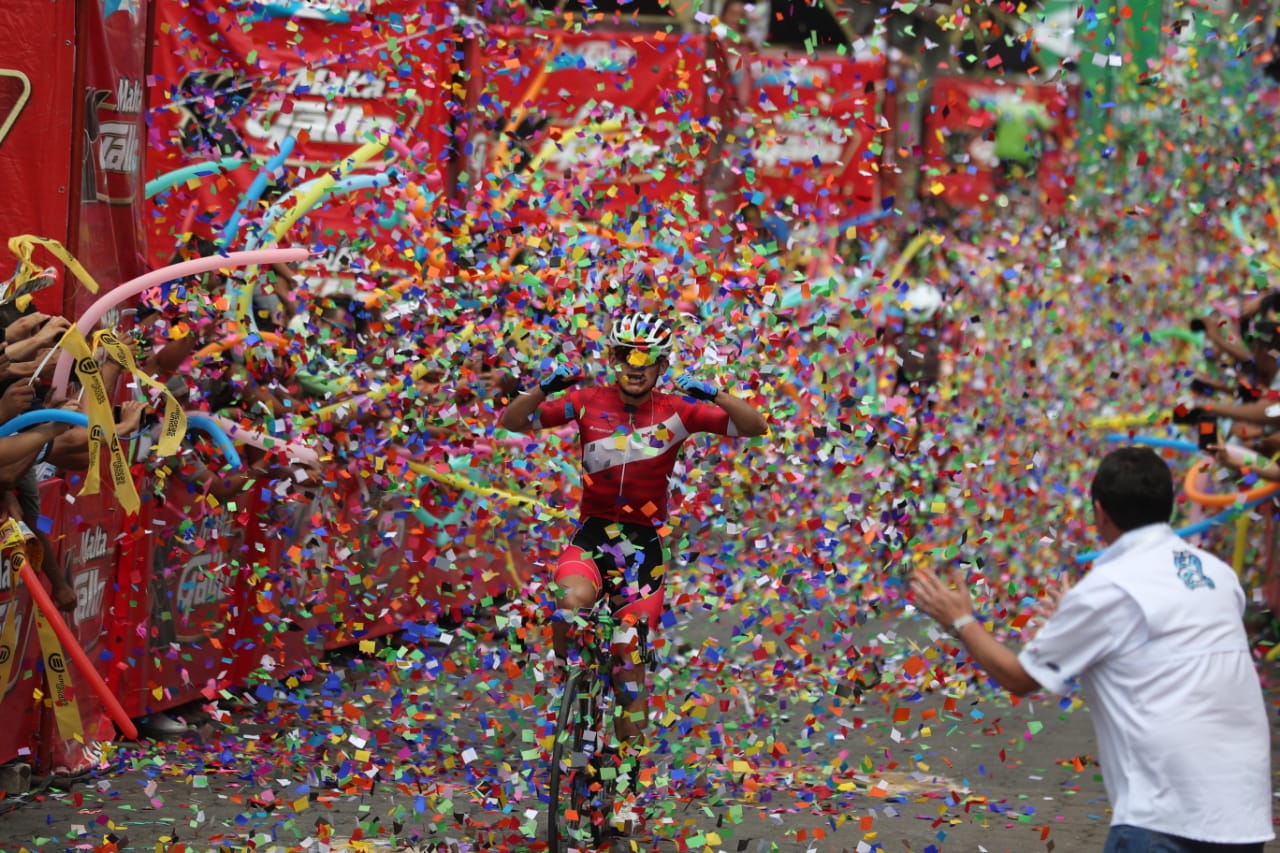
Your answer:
[0,70,31,147]
[81,77,142,205]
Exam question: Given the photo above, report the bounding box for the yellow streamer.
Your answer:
[6,235,100,300]
[884,231,937,289]
[407,459,570,520]
[34,606,81,744]
[91,330,187,457]
[1086,411,1162,430]
[1232,513,1250,576]
[487,36,564,181]
[59,327,140,513]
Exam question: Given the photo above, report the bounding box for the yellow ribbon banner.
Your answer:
[92,329,186,456]
[0,519,78,742]
[6,235,101,301]
[34,606,82,744]
[0,519,23,690]
[0,583,19,696]
[59,327,140,513]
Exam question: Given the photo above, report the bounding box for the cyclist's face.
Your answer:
[612,346,664,398]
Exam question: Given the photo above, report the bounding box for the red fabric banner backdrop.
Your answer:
[466,26,713,228]
[0,0,78,314]
[0,0,149,775]
[921,75,1077,215]
[145,0,455,284]
[745,51,887,220]
[66,0,152,320]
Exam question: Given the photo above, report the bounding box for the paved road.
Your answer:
[2,603,1278,853]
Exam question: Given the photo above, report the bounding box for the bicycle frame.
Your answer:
[547,608,620,853]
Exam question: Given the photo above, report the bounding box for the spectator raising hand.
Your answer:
[5,314,70,363]
[0,381,36,424]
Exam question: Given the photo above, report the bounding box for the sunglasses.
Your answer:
[612,345,663,367]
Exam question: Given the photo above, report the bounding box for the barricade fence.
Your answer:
[0,427,572,776]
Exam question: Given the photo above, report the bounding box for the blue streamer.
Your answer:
[1,410,242,473]
[254,1,352,23]
[0,409,88,437]
[1102,433,1198,453]
[1075,493,1275,563]
[186,414,243,469]
[145,157,247,199]
[220,136,297,249]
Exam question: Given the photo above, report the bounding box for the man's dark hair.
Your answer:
[1090,447,1174,532]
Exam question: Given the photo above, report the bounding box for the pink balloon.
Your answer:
[51,248,310,396]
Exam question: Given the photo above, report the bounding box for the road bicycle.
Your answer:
[546,604,644,852]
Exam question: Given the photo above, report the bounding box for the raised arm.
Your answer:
[910,566,1042,696]
[499,363,580,433]
[499,386,547,433]
[674,373,767,437]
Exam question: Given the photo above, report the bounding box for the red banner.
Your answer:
[468,27,713,225]
[39,478,116,776]
[138,473,249,714]
[745,50,887,220]
[0,0,78,314]
[145,0,455,282]
[920,76,1076,215]
[67,0,151,320]
[233,494,311,682]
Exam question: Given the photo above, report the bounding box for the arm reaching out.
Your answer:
[499,362,581,433]
[910,566,1042,696]
[675,372,768,437]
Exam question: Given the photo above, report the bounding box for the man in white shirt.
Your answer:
[911,446,1273,851]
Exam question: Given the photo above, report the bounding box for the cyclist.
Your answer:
[878,280,956,459]
[498,310,767,825]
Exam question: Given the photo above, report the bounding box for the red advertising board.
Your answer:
[145,0,455,282]
[137,474,249,715]
[67,0,151,320]
[920,76,1076,215]
[745,50,887,220]
[289,461,427,651]
[0,0,78,314]
[39,478,117,774]
[234,492,312,682]
[468,26,713,225]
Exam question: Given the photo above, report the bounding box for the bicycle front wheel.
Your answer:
[547,669,609,853]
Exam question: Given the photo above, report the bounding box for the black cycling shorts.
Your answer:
[554,517,666,630]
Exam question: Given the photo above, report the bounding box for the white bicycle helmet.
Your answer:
[900,283,943,323]
[606,312,675,355]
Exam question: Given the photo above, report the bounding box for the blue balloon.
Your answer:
[1103,433,1198,453]
[0,409,88,437]
[0,410,242,470]
[221,137,297,249]
[187,414,243,469]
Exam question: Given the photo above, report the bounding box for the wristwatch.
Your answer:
[949,614,978,637]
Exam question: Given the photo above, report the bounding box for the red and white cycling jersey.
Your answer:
[534,385,735,525]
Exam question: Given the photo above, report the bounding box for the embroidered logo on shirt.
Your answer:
[1173,550,1215,591]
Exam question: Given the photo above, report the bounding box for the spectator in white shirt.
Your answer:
[911,446,1273,852]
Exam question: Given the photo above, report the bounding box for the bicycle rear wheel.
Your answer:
[547,669,610,852]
